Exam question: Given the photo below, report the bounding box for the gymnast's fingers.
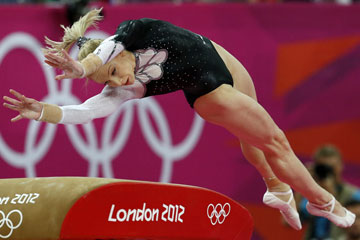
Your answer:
[52,52,67,64]
[44,53,58,61]
[3,102,20,111]
[23,97,36,104]
[45,53,63,64]
[9,89,24,101]
[10,89,27,103]
[55,73,67,81]
[44,60,59,68]
[11,115,23,122]
[62,49,74,62]
[3,96,21,106]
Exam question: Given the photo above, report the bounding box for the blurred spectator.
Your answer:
[341,200,360,240]
[299,145,360,240]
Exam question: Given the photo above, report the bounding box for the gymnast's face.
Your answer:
[89,51,136,87]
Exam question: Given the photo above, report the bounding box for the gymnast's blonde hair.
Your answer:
[43,8,103,61]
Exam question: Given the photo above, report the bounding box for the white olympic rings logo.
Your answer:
[0,31,204,182]
[207,203,231,225]
[0,210,23,239]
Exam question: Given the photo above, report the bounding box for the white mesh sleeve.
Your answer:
[59,81,145,124]
[93,35,124,64]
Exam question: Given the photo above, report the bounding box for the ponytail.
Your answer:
[43,8,103,59]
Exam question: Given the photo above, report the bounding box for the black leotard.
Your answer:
[114,18,233,107]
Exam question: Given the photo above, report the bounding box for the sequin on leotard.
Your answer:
[113,18,233,107]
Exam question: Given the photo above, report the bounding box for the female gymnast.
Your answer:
[3,9,355,230]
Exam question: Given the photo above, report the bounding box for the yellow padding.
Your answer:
[39,102,62,124]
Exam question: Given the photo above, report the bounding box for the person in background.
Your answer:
[299,145,360,239]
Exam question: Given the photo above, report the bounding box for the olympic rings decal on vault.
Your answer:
[0,31,204,183]
[207,203,231,225]
[0,209,23,239]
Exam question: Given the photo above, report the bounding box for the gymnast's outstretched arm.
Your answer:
[2,81,144,124]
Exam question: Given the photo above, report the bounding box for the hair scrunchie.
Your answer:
[76,36,90,49]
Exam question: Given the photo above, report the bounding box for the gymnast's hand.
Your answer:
[3,89,42,122]
[44,49,84,80]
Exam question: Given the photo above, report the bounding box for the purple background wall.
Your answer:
[0,3,360,239]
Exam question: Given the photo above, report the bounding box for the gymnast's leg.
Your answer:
[193,84,345,218]
[242,141,299,199]
[222,63,297,209]
[227,86,294,201]
[241,142,290,191]
[221,76,300,227]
